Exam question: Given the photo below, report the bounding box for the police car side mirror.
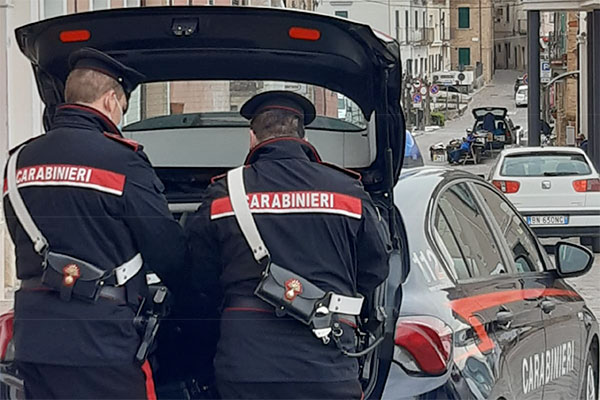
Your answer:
[554,242,594,278]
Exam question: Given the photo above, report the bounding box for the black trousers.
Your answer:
[216,379,364,400]
[17,361,156,400]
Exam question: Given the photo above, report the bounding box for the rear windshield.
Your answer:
[517,87,528,95]
[122,80,367,132]
[501,153,592,177]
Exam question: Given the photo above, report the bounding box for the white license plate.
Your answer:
[496,135,506,142]
[433,154,447,162]
[526,216,569,226]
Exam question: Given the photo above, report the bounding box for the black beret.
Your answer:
[69,47,145,99]
[240,91,316,125]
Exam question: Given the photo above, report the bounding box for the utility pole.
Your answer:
[588,10,600,170]
[444,85,449,120]
[424,80,432,127]
[527,10,541,146]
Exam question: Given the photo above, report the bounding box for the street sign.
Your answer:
[430,84,440,96]
[420,86,428,96]
[523,73,528,85]
[541,61,551,83]
[413,93,422,103]
[413,79,422,88]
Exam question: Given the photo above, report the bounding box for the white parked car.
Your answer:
[515,85,528,107]
[489,147,600,251]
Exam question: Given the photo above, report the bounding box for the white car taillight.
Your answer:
[573,178,600,193]
[492,180,521,194]
[393,315,453,375]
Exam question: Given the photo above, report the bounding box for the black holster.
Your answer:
[254,262,328,325]
[41,251,109,302]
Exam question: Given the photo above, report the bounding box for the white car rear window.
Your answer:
[501,153,592,177]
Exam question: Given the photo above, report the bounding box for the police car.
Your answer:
[0,6,597,400]
[385,167,597,400]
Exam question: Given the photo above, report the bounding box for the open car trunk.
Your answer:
[16,5,405,193]
[16,6,406,399]
[472,107,508,120]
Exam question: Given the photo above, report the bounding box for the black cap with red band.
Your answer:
[69,47,145,99]
[240,91,316,125]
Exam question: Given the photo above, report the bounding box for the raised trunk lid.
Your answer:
[15,6,405,192]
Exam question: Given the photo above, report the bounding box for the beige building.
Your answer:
[552,12,580,145]
[494,0,528,71]
[449,0,495,83]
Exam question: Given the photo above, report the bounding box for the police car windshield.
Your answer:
[122,81,368,132]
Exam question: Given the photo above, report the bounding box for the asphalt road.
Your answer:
[414,69,600,320]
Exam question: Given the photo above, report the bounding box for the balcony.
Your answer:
[518,19,527,34]
[423,27,435,44]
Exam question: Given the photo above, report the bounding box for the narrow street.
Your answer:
[414,69,600,320]
[415,69,527,177]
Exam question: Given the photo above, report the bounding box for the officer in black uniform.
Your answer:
[3,48,187,399]
[185,91,390,399]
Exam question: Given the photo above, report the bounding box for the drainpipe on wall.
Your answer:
[579,12,588,140]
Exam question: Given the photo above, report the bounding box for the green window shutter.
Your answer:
[458,7,470,28]
[458,48,471,66]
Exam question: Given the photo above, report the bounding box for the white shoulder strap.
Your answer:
[227,166,270,263]
[6,146,49,255]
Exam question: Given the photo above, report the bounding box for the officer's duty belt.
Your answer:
[225,296,357,327]
[20,277,127,304]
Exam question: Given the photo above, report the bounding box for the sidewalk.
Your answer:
[410,84,488,137]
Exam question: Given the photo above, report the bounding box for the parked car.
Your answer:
[1,5,407,400]
[515,85,528,107]
[471,107,520,149]
[385,167,597,399]
[489,147,600,252]
[514,75,526,94]
[403,130,424,169]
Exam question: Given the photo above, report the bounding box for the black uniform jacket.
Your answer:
[3,104,187,366]
[185,137,391,383]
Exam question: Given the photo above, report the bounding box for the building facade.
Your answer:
[449,0,494,83]
[494,0,528,71]
[317,0,451,80]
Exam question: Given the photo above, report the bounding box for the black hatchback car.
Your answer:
[0,6,597,400]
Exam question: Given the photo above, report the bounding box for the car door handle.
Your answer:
[539,300,556,314]
[496,310,514,328]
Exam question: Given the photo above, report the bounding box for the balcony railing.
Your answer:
[423,27,435,44]
[518,19,527,34]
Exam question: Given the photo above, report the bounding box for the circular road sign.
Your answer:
[420,86,428,96]
[430,84,440,95]
[413,79,422,88]
[413,93,422,103]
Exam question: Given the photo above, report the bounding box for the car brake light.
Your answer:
[492,180,520,194]
[394,316,453,375]
[59,30,91,43]
[289,27,321,41]
[0,311,13,361]
[573,178,600,192]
